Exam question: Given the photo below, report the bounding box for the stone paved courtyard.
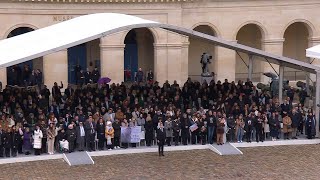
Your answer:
[1,145,320,180]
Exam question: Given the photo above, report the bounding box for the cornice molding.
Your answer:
[12,0,196,3]
[308,37,320,43]
[262,38,285,45]
[99,44,125,49]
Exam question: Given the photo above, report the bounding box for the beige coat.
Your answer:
[282,116,292,133]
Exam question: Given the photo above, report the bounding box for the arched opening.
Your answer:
[7,27,44,86]
[188,25,216,81]
[235,24,263,82]
[67,39,101,85]
[124,28,154,82]
[283,22,310,81]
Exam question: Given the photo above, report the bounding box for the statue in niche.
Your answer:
[200,53,213,77]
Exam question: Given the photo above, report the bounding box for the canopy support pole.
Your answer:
[279,65,284,104]
[236,51,249,68]
[248,55,253,81]
[306,58,311,107]
[315,71,320,138]
[264,58,279,76]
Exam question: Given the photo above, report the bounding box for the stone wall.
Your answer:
[0,0,319,87]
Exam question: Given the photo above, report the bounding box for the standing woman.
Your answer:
[11,125,20,157]
[282,111,292,140]
[181,113,190,145]
[222,114,228,144]
[112,119,121,149]
[96,118,105,150]
[23,127,32,155]
[16,123,24,154]
[269,112,280,141]
[3,128,13,157]
[190,115,199,145]
[67,124,76,153]
[144,115,154,147]
[105,121,114,150]
[129,118,138,148]
[164,117,173,146]
[305,110,316,139]
[121,119,129,149]
[33,124,43,155]
[47,123,57,155]
[236,115,245,143]
[263,113,270,140]
[216,117,226,145]
[172,117,181,146]
[40,120,48,154]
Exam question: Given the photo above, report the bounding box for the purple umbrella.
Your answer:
[98,77,111,84]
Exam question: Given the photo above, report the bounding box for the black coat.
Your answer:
[157,128,166,144]
[3,132,12,148]
[145,121,154,132]
[290,113,300,128]
[172,120,181,134]
[84,121,96,136]
[112,121,121,138]
[96,123,105,140]
[12,131,20,148]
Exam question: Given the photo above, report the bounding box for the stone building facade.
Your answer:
[0,0,320,90]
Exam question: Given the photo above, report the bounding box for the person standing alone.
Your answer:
[157,122,166,156]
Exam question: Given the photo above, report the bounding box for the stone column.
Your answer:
[100,44,125,84]
[43,50,68,91]
[181,38,190,84]
[215,46,236,82]
[0,67,7,90]
[261,38,284,84]
[167,44,185,85]
[315,70,320,138]
[154,43,168,85]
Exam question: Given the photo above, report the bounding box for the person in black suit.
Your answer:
[157,122,166,157]
[84,115,96,152]
[84,68,92,84]
[64,85,74,98]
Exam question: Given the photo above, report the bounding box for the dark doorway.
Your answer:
[67,43,87,84]
[124,30,138,82]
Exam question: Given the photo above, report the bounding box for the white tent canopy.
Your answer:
[0,13,319,73]
[0,13,159,68]
[306,44,320,59]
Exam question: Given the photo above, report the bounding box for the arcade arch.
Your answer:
[188,25,216,81]
[235,24,264,82]
[283,22,311,81]
[123,28,155,82]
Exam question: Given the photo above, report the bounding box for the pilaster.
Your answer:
[261,38,284,84]
[215,40,237,82]
[100,44,125,84]
[43,50,68,91]
[0,67,7,90]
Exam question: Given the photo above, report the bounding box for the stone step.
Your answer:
[208,143,243,155]
[63,151,94,166]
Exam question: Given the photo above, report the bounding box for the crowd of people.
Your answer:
[7,64,43,87]
[0,71,317,158]
[75,66,100,85]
